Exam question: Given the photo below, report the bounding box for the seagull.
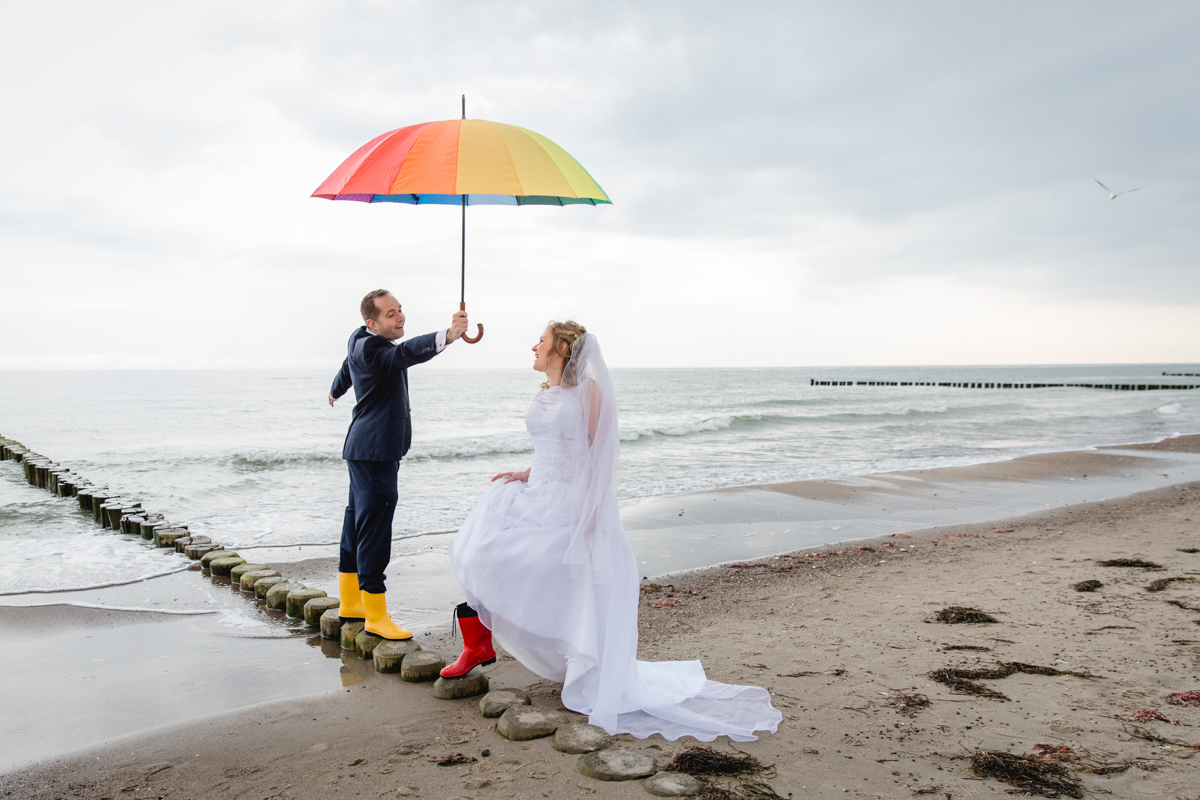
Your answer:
[1094,178,1143,200]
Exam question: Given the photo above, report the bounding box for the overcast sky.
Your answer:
[1,1,1197,369]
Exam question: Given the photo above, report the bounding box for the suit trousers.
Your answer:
[339,459,400,594]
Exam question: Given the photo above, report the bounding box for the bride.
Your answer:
[443,320,781,742]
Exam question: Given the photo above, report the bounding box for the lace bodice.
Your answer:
[526,386,585,485]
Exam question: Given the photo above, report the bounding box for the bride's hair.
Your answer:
[541,320,587,391]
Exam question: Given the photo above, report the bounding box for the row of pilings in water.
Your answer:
[810,379,1200,390]
[0,435,694,772]
[0,434,496,700]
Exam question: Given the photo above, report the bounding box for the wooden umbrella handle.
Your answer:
[460,301,483,344]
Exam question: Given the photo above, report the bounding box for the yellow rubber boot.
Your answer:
[362,591,413,640]
[337,572,366,621]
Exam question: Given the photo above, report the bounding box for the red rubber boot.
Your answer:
[441,608,496,678]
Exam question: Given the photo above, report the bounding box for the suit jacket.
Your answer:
[331,327,441,461]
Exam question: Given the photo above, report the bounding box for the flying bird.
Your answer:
[1094,178,1143,200]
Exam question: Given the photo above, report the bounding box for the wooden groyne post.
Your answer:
[809,379,1200,391]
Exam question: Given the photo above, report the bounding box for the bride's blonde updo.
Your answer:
[541,319,587,390]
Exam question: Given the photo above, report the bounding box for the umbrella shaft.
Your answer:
[460,195,466,304]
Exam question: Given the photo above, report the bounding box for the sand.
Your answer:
[3,441,1200,798]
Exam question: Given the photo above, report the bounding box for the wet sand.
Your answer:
[2,437,1199,798]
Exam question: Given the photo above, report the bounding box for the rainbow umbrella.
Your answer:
[312,98,611,343]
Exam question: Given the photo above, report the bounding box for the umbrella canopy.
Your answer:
[312,118,611,206]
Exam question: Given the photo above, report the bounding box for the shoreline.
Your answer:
[1,435,1199,785]
[3,469,1199,797]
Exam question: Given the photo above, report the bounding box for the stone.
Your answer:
[154,527,188,548]
[238,569,280,592]
[400,651,445,682]
[372,638,421,672]
[208,556,247,577]
[265,581,297,610]
[286,588,328,619]
[354,629,386,659]
[434,671,489,700]
[644,772,703,797]
[577,749,657,782]
[340,621,365,650]
[201,549,239,568]
[304,596,340,627]
[479,689,530,718]
[319,608,343,639]
[497,706,563,741]
[229,563,270,585]
[186,543,221,560]
[255,576,286,599]
[552,723,613,754]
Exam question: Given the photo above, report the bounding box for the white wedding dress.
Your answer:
[449,334,781,741]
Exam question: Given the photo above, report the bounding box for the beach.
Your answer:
[2,436,1199,798]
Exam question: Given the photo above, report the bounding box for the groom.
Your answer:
[328,289,468,640]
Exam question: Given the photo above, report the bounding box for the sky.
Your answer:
[1,1,1197,370]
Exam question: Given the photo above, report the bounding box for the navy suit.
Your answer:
[331,326,441,593]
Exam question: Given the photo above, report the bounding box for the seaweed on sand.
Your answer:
[1071,579,1102,592]
[1123,723,1200,751]
[942,644,991,651]
[1129,709,1182,725]
[1146,576,1200,592]
[933,606,998,624]
[1030,744,1080,762]
[1165,690,1200,707]
[664,747,785,800]
[1003,662,1097,678]
[1097,558,1163,569]
[1165,599,1200,612]
[929,662,1096,700]
[884,689,930,716]
[1178,547,1200,554]
[666,747,765,776]
[434,753,477,766]
[971,750,1083,798]
[928,667,1012,700]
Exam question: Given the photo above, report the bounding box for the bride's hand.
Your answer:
[492,468,530,483]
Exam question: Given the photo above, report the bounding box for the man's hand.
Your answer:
[328,393,336,407]
[445,310,469,343]
[491,468,530,484]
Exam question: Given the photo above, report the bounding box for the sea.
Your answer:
[2,363,1200,770]
[2,363,1198,597]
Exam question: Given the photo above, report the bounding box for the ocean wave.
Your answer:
[747,397,826,408]
[404,437,534,462]
[619,406,954,443]
[0,601,217,615]
[0,565,192,596]
[227,452,343,472]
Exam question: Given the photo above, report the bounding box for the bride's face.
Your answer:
[532,327,555,373]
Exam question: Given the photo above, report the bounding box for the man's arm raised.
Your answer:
[371,309,470,373]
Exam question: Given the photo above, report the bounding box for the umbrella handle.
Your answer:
[459,301,483,344]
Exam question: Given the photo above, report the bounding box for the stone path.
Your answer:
[0,436,710,796]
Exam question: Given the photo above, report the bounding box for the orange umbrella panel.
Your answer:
[312,119,611,206]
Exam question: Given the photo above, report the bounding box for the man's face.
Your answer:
[366,294,405,341]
